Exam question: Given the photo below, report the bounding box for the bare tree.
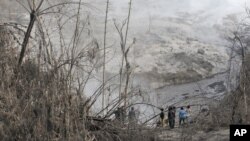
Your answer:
[232,33,248,123]
[102,0,110,116]
[114,0,134,108]
[16,0,88,66]
[17,0,44,66]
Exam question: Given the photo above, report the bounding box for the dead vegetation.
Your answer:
[0,37,88,140]
[0,0,157,141]
[1,0,250,141]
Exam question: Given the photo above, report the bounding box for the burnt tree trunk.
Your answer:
[18,10,36,66]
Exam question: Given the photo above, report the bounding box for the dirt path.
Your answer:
[156,127,229,141]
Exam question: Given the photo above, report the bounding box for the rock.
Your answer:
[208,81,226,93]
[197,49,205,55]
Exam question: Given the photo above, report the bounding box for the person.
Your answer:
[168,107,173,128]
[128,107,136,124]
[168,106,176,129]
[173,106,176,126]
[114,107,121,121]
[159,108,165,127]
[114,106,126,124]
[179,107,187,126]
[186,105,191,124]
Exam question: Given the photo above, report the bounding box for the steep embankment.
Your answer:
[81,0,246,116]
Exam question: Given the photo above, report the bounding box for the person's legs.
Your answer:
[170,119,174,128]
[180,118,184,126]
[182,118,185,124]
[186,117,190,125]
[169,118,172,128]
[173,119,175,128]
[161,118,164,127]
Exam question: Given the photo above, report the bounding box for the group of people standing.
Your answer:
[159,105,191,128]
[114,106,137,125]
[113,105,192,128]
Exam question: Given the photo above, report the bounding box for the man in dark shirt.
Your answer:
[168,106,176,129]
[160,108,165,127]
[114,107,121,121]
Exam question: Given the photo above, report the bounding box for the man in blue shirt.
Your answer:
[179,107,187,126]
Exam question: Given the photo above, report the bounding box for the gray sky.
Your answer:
[102,0,250,25]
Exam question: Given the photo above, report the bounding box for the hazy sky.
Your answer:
[1,0,249,25]
[101,0,250,24]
